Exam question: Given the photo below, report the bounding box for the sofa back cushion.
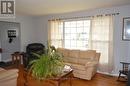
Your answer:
[69,50,79,58]
[57,48,64,54]
[79,50,96,60]
[63,50,79,64]
[57,48,70,57]
[63,57,78,64]
[62,49,70,57]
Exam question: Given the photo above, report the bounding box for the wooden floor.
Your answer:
[16,65,126,86]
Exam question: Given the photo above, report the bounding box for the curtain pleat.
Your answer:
[90,16,114,73]
[48,20,63,48]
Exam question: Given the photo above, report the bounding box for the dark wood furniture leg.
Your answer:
[118,72,121,80]
[127,70,130,86]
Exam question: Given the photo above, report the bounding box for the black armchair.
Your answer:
[23,43,45,68]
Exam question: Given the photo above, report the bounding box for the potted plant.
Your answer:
[29,45,64,80]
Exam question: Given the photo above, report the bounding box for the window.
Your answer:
[49,16,114,73]
[49,19,91,50]
[64,20,90,50]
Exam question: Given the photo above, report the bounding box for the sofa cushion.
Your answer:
[68,50,79,58]
[73,71,92,80]
[85,61,98,67]
[57,48,64,56]
[79,50,96,60]
[62,49,70,57]
[63,57,78,64]
[57,48,64,53]
[78,58,91,65]
[57,48,70,57]
[72,64,86,71]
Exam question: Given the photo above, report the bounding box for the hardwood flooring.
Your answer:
[16,65,126,86]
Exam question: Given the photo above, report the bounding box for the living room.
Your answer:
[0,0,130,86]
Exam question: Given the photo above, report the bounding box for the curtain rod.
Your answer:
[48,12,120,21]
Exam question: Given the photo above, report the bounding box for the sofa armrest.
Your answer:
[85,61,98,68]
[0,69,18,82]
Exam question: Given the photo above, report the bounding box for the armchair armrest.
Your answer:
[22,52,29,68]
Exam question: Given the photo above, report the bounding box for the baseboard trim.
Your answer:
[97,71,119,76]
[2,59,12,62]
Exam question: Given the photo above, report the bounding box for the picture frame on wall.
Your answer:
[123,17,130,41]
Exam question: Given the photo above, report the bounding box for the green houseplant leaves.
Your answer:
[29,46,64,80]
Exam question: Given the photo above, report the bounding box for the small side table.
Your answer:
[11,52,24,66]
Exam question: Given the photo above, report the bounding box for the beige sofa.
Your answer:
[57,48,100,80]
[0,67,18,86]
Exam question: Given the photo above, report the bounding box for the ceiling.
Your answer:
[16,0,130,16]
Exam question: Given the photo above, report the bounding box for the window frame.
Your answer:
[62,19,91,50]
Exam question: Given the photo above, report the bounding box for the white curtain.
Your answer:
[90,16,114,73]
[48,20,63,48]
[48,16,114,73]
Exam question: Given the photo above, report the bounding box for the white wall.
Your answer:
[15,16,40,51]
[35,5,130,74]
[0,15,39,52]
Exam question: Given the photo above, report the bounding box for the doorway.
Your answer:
[0,21,21,62]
